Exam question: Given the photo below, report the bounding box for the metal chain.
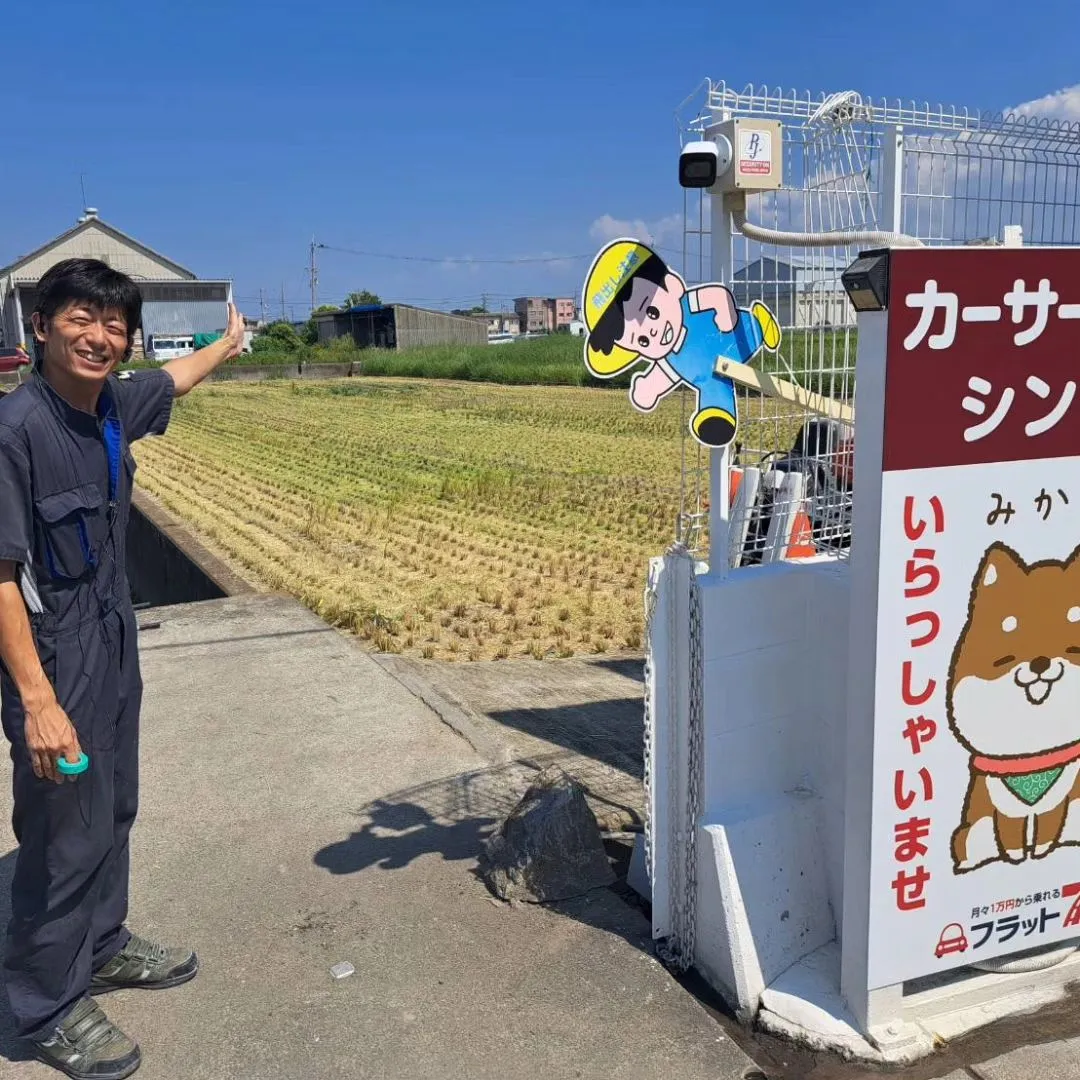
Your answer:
[641,567,658,906]
[649,543,703,973]
[682,560,704,968]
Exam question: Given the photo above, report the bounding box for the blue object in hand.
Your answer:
[57,752,89,776]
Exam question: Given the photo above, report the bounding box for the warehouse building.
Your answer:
[730,255,854,329]
[314,303,488,349]
[0,209,232,360]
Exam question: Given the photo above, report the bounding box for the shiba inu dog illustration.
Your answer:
[947,541,1080,873]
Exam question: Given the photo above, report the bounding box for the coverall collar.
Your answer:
[32,370,115,433]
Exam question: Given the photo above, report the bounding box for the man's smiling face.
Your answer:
[33,301,129,386]
[618,272,686,360]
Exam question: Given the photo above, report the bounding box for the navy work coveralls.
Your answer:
[0,367,174,1039]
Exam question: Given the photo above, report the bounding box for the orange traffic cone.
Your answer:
[787,507,817,559]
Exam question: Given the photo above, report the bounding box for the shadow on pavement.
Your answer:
[0,848,36,1065]
[584,657,644,684]
[484,700,644,780]
[313,754,654,954]
[314,799,497,875]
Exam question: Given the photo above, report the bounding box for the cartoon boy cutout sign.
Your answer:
[582,238,781,448]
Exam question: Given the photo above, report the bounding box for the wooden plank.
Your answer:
[715,357,855,424]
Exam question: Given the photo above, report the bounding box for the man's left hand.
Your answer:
[221,302,245,359]
[164,302,248,397]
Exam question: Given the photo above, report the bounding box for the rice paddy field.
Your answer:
[131,377,754,660]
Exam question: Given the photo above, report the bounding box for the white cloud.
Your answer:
[1007,84,1080,122]
[588,212,683,248]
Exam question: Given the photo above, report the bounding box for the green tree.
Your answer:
[251,321,302,354]
[303,305,340,345]
[344,290,381,308]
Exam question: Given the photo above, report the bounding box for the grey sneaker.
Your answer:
[32,996,141,1080]
[90,932,198,994]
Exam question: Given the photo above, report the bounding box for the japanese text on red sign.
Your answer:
[903,278,1079,445]
[892,496,946,914]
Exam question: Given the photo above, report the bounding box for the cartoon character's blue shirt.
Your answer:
[666,293,765,385]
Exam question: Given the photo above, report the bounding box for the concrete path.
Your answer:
[377,647,1080,1080]
[378,654,646,832]
[0,594,756,1080]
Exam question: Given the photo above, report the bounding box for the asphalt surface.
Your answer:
[0,594,757,1080]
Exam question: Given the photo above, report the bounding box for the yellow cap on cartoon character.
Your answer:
[582,239,655,377]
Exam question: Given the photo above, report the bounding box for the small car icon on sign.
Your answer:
[935,923,969,958]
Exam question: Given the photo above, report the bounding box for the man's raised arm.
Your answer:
[162,302,246,397]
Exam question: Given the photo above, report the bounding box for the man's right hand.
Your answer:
[25,696,82,784]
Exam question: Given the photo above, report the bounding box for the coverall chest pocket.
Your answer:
[35,483,107,581]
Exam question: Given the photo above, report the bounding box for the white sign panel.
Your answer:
[864,248,1080,988]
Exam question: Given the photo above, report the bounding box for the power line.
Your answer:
[317,239,686,265]
[317,242,594,265]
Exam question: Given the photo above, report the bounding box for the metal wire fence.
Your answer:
[675,82,1080,570]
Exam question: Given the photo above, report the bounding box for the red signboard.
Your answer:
[884,248,1080,472]
[864,245,1080,989]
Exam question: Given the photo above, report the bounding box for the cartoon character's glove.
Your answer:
[751,301,781,351]
[631,365,677,412]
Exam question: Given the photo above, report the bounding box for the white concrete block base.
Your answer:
[755,940,1080,1065]
[904,943,1080,1044]
[694,797,836,1022]
[627,833,650,901]
[757,943,932,1064]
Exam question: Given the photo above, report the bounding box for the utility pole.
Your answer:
[259,289,268,324]
[308,237,319,314]
[481,291,487,312]
[280,284,287,322]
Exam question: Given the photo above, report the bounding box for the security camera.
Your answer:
[679,137,732,189]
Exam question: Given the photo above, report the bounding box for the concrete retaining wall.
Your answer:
[693,558,849,1016]
[0,363,358,388]
[127,489,254,607]
[209,362,355,382]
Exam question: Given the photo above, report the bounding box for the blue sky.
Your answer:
[4,0,1079,320]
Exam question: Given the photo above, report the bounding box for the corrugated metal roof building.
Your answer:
[0,209,232,359]
[730,255,855,329]
[314,303,488,350]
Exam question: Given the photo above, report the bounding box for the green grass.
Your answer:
[350,334,619,387]
[122,326,857,394]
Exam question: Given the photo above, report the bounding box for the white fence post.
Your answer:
[706,109,736,577]
[643,550,695,952]
[880,124,904,235]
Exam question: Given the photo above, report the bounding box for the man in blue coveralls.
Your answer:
[0,258,244,1079]
[582,239,780,448]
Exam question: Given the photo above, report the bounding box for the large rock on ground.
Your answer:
[480,766,616,903]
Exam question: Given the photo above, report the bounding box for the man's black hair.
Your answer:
[32,258,143,365]
[589,253,669,355]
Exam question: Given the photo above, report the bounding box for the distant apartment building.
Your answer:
[480,311,521,336]
[514,296,577,333]
[553,297,575,328]
[515,297,549,333]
